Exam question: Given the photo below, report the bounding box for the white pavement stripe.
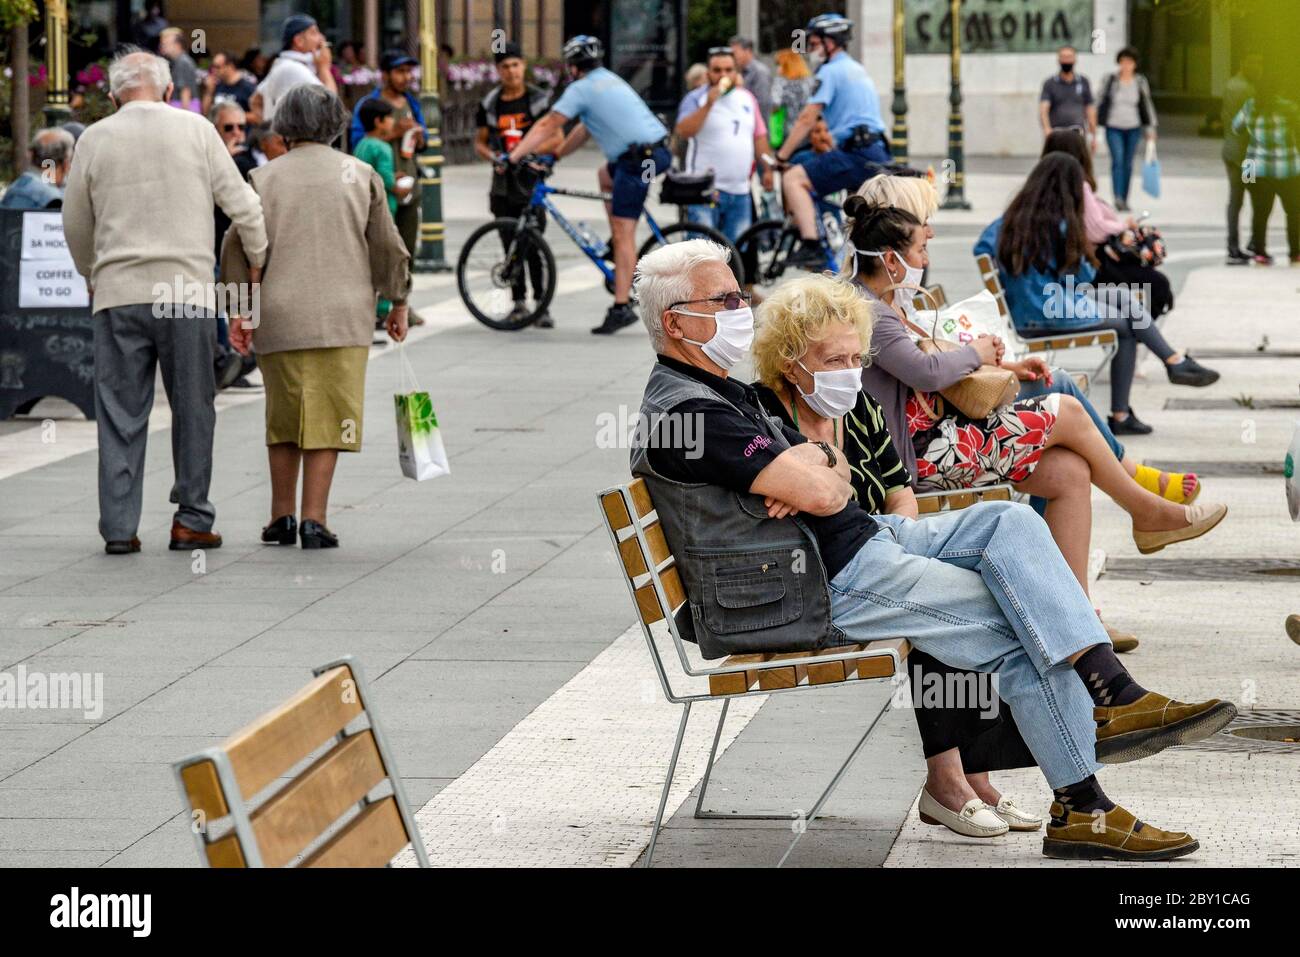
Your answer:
[395,624,765,868]
[0,259,607,482]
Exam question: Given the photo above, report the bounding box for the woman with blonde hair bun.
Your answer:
[750,271,1044,839]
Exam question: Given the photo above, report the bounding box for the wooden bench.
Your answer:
[173,657,429,868]
[974,253,1118,384]
[599,478,911,866]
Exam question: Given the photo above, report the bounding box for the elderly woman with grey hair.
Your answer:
[224,84,411,549]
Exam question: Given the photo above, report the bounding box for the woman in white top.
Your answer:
[1097,46,1158,211]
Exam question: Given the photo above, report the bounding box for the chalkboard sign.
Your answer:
[0,208,96,420]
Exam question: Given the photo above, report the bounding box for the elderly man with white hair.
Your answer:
[62,47,267,555]
[0,128,75,208]
[629,239,1236,862]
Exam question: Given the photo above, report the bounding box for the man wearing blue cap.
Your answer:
[252,14,337,124]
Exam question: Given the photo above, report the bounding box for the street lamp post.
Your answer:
[890,0,908,165]
[940,0,971,210]
[42,0,71,126]
[416,0,452,272]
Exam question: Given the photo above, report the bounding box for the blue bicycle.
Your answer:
[456,156,743,330]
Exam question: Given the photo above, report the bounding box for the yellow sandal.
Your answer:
[1134,464,1200,504]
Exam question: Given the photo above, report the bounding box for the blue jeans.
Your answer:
[829,502,1106,788]
[1018,368,1124,515]
[1106,126,1144,203]
[686,189,752,243]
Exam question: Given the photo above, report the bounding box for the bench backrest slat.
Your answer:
[222,666,364,804]
[302,795,409,868]
[974,253,1010,319]
[251,729,389,868]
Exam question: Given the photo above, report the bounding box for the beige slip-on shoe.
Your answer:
[991,795,1043,832]
[918,789,1009,838]
[1132,502,1228,555]
[1104,622,1139,654]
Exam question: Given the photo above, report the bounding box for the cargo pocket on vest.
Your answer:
[691,546,804,635]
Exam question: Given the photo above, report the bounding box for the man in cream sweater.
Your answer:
[62,48,268,555]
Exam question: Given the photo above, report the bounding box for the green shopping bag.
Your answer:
[394,344,450,481]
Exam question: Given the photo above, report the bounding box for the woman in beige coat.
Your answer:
[225,84,411,549]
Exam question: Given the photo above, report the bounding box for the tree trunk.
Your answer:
[10,21,31,175]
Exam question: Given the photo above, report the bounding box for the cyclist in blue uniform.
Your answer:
[775,14,890,268]
[509,35,671,334]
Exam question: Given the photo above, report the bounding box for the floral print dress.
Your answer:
[905,390,1062,492]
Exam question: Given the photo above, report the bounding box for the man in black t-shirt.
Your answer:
[475,43,561,326]
[203,51,259,117]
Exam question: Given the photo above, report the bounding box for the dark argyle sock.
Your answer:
[1073,644,1147,707]
[1051,775,1116,824]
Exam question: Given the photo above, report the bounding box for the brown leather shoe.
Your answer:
[105,536,141,555]
[1095,691,1236,764]
[169,521,223,551]
[1043,803,1199,861]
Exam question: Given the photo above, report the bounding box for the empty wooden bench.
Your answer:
[974,253,1118,384]
[173,657,429,868]
[599,478,912,866]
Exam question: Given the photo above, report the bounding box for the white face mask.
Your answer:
[796,359,861,419]
[857,247,925,308]
[678,305,755,371]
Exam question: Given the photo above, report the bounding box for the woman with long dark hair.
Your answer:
[1042,128,1174,321]
[976,152,1218,435]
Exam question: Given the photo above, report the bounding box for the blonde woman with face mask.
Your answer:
[750,273,1043,839]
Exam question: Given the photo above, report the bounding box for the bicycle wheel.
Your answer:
[457,217,557,331]
[637,222,746,287]
[735,219,798,295]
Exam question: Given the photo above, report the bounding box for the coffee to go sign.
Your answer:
[18,211,90,309]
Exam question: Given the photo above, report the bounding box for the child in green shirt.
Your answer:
[354,98,410,217]
[353,98,411,326]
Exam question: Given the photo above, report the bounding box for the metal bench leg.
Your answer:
[644,701,692,869]
[1093,341,1117,385]
[694,693,891,823]
[693,699,729,819]
[775,698,894,867]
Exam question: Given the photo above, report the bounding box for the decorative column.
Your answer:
[939,0,970,210]
[416,0,452,272]
[890,0,908,165]
[42,0,71,125]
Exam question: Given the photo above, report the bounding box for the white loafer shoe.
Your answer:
[917,789,1008,838]
[992,795,1043,831]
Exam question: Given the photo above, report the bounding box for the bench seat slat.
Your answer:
[708,639,911,696]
